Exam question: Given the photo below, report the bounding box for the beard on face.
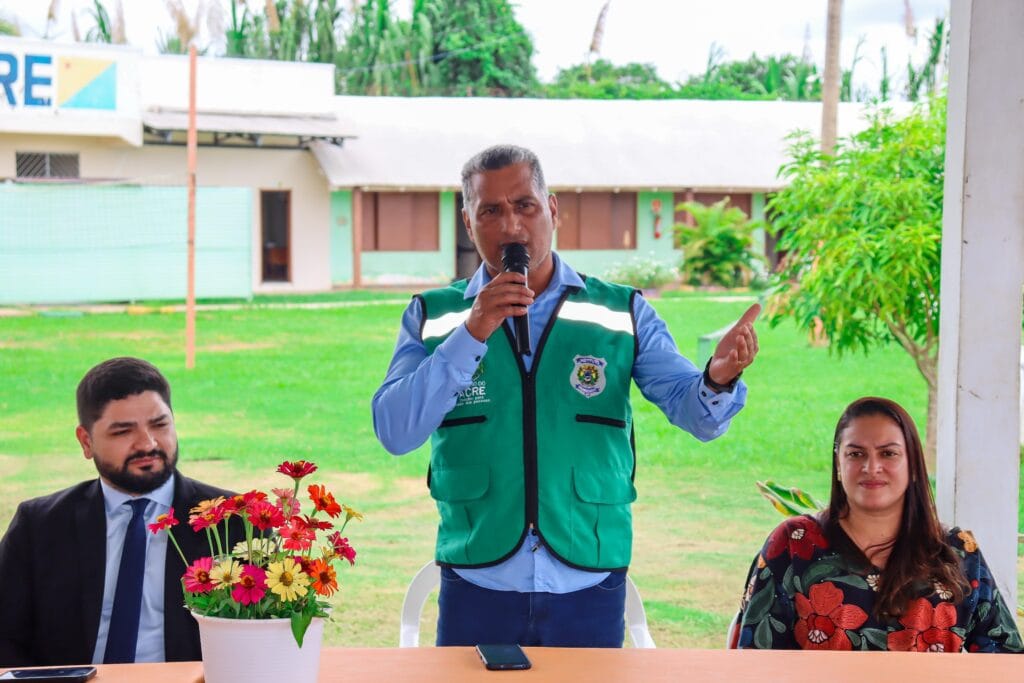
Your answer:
[94,445,179,495]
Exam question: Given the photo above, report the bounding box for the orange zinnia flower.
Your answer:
[308,484,342,518]
[308,558,338,597]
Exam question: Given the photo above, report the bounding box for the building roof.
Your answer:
[142,109,354,148]
[317,96,898,192]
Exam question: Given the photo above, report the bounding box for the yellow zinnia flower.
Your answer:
[342,504,364,522]
[266,558,310,602]
[209,558,242,588]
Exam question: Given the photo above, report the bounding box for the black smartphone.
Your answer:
[0,667,97,682]
[476,644,531,671]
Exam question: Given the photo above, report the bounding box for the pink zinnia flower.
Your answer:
[272,487,301,517]
[183,557,215,593]
[231,565,268,605]
[277,460,318,480]
[328,532,356,566]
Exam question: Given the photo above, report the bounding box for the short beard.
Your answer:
[95,446,178,495]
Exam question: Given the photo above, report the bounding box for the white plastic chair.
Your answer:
[399,561,656,648]
[725,610,741,649]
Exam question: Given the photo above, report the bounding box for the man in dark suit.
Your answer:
[0,357,234,666]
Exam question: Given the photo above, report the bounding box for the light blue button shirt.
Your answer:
[91,474,175,664]
[372,253,747,593]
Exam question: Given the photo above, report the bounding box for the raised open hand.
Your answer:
[709,303,761,386]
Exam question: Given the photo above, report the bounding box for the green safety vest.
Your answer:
[419,275,638,570]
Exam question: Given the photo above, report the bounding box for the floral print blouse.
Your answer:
[737,515,1023,652]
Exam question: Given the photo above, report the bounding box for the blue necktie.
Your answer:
[104,498,150,664]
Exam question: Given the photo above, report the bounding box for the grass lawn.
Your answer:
[1,295,1021,647]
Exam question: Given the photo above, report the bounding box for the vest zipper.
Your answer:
[506,286,578,531]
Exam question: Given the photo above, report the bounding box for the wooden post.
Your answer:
[351,188,363,288]
[185,45,198,369]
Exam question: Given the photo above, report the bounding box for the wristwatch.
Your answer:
[703,358,741,394]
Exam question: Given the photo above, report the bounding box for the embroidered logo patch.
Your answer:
[457,361,490,407]
[570,355,607,398]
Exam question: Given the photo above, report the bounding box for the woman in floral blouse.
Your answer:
[737,396,1022,652]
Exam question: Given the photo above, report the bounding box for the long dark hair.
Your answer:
[821,397,967,618]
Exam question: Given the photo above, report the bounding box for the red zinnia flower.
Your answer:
[794,582,868,650]
[328,532,356,566]
[308,484,342,518]
[308,558,338,597]
[887,599,964,652]
[147,507,179,534]
[291,555,316,574]
[298,514,334,531]
[277,460,318,480]
[231,565,268,605]
[766,517,829,561]
[247,500,286,531]
[280,521,316,551]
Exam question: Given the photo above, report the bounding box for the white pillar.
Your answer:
[936,0,1024,608]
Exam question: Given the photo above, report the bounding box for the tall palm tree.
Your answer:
[820,0,843,154]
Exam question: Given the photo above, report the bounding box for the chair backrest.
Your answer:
[399,561,657,648]
[725,610,741,649]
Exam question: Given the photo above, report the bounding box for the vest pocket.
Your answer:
[429,465,490,502]
[572,467,637,504]
[439,415,488,428]
[575,414,627,429]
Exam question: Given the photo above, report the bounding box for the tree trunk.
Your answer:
[821,0,843,155]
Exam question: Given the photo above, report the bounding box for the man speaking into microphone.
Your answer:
[372,144,760,647]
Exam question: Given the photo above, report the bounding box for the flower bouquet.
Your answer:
[148,460,361,648]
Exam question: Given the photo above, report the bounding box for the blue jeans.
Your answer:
[436,566,626,647]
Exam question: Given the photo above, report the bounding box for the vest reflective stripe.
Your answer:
[422,309,472,340]
[558,301,635,335]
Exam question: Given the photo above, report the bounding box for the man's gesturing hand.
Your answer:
[464,272,535,342]
[708,303,761,386]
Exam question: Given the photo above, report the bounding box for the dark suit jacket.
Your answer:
[0,473,234,666]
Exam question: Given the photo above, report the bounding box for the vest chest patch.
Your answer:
[570,355,607,398]
[456,360,490,406]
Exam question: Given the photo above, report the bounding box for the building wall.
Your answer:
[0,134,332,295]
[330,190,456,285]
[0,183,250,304]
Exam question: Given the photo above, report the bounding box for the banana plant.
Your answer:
[755,480,823,517]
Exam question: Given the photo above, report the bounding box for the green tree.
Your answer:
[767,98,945,460]
[544,60,675,99]
[685,51,821,101]
[674,198,763,288]
[335,0,435,95]
[429,0,538,96]
[906,17,947,101]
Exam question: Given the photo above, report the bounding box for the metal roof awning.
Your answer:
[142,108,356,149]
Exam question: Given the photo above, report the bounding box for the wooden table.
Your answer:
[4,647,1019,682]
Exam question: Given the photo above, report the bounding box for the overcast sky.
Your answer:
[1,0,949,98]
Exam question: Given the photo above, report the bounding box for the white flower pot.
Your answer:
[192,612,325,683]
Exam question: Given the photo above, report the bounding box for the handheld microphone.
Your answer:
[501,243,531,356]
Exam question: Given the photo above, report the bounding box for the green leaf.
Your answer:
[744,583,774,624]
[860,628,889,650]
[848,630,862,648]
[291,609,313,648]
[828,574,870,591]
[769,615,787,634]
[801,560,840,588]
[754,617,773,649]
